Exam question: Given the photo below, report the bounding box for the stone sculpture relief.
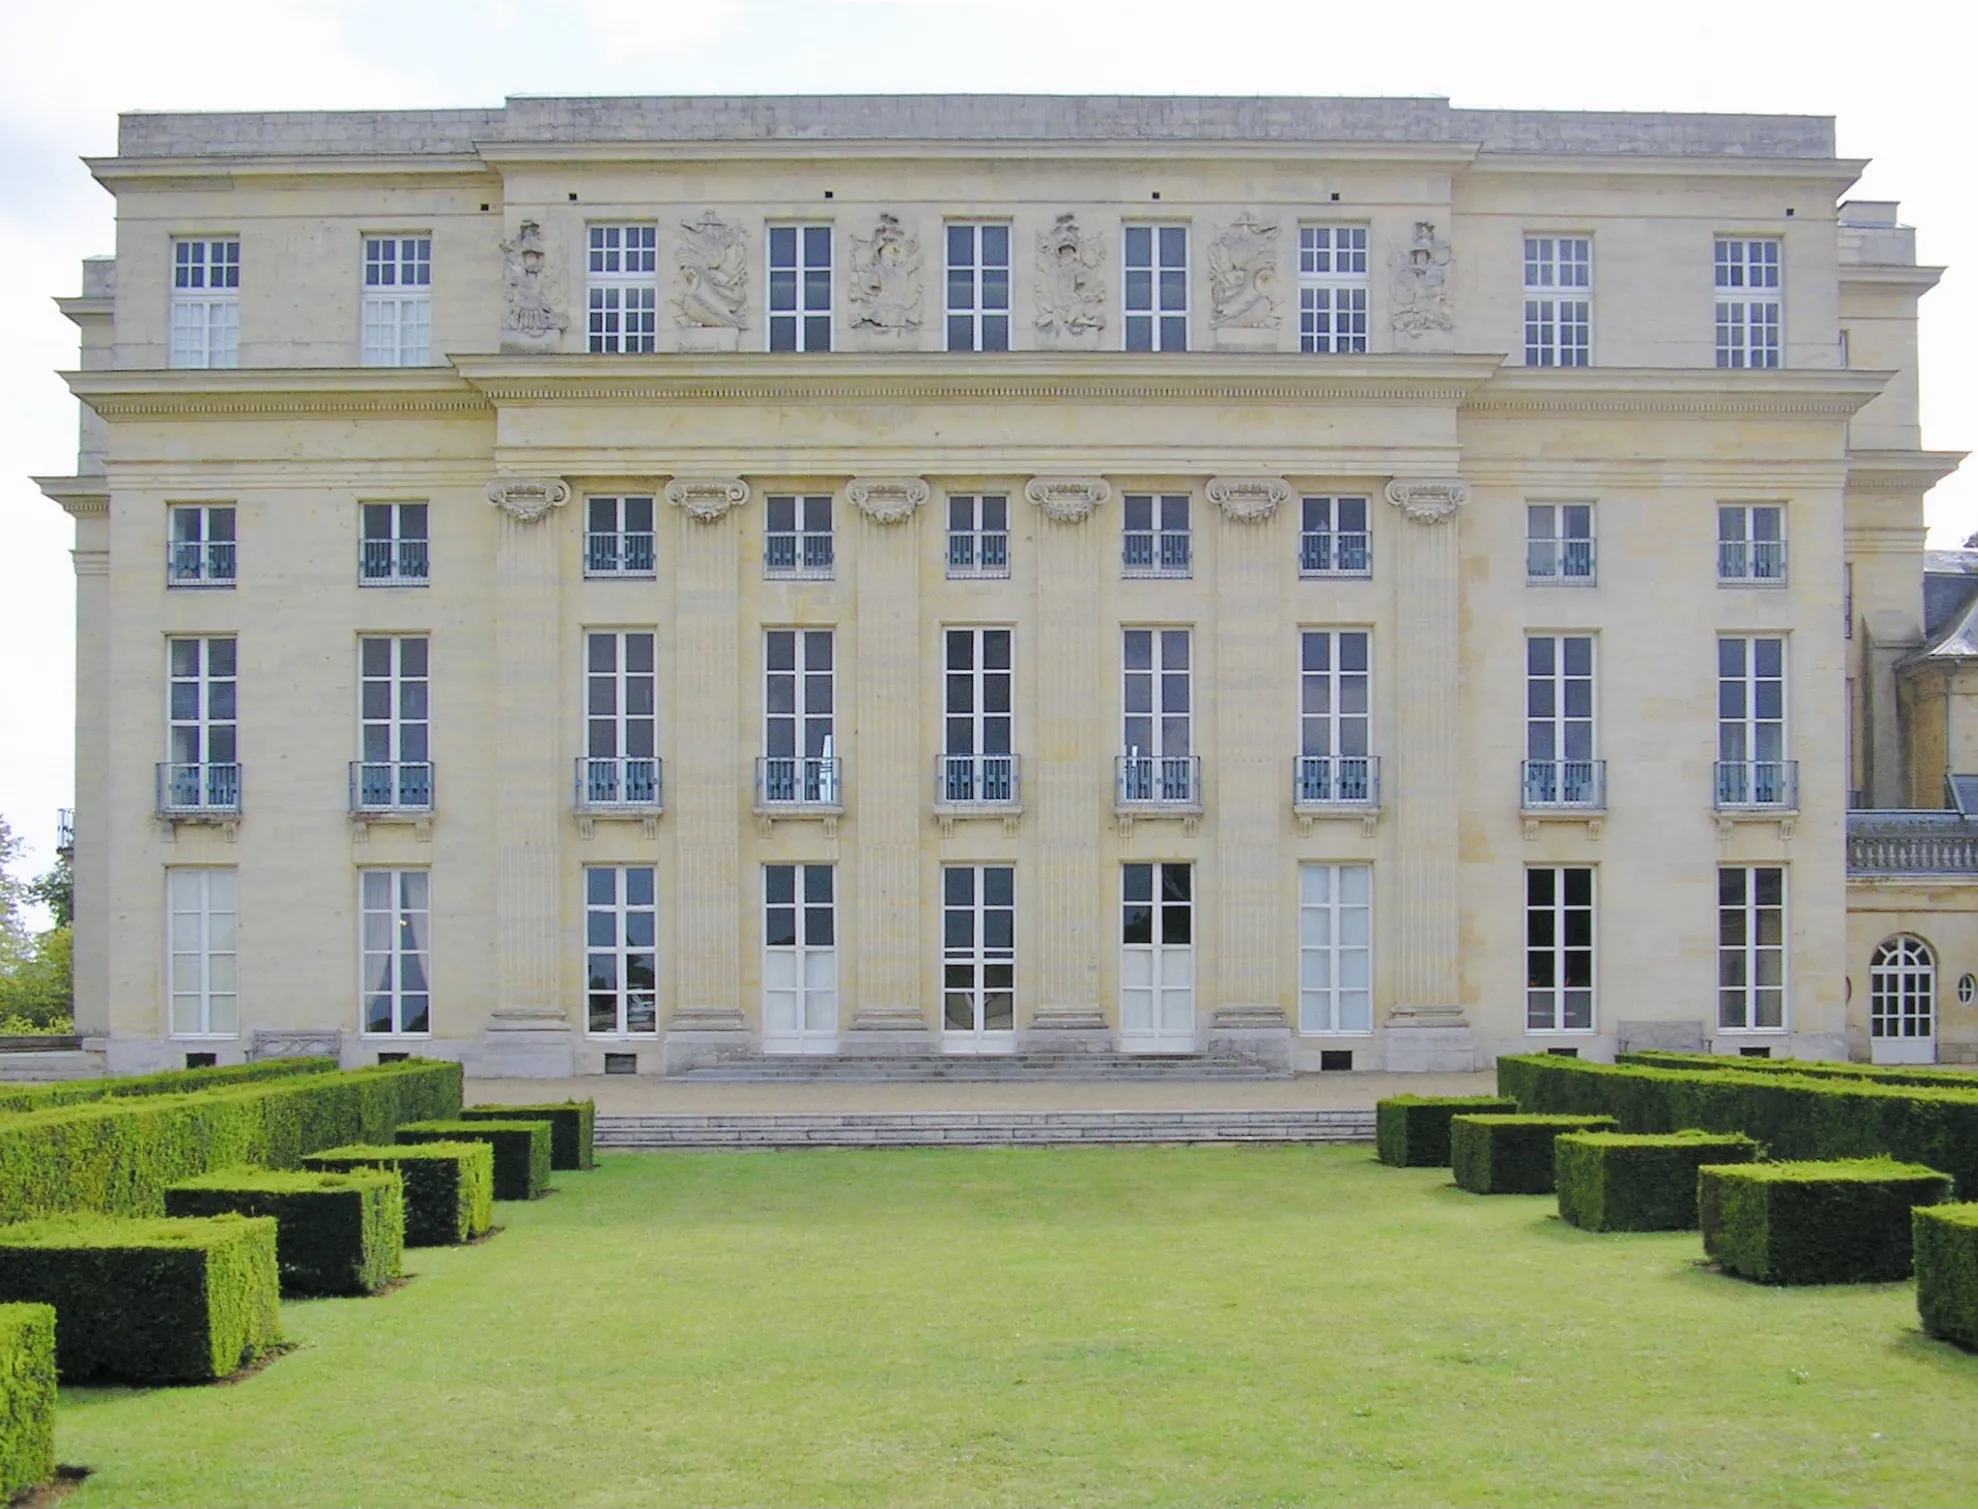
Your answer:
[1384,477,1471,524]
[1024,476,1111,524]
[1206,476,1292,523]
[674,211,749,330]
[848,214,924,331]
[499,220,568,353]
[1208,214,1282,329]
[1034,214,1106,340]
[847,477,932,524]
[665,477,750,523]
[487,478,572,523]
[1389,221,1454,335]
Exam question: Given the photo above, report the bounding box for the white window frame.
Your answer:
[945,493,1009,580]
[1298,629,1373,803]
[1718,503,1787,585]
[1718,865,1786,1032]
[1526,503,1595,585]
[1526,866,1595,1033]
[763,863,837,1052]
[1869,935,1936,1047]
[1524,634,1599,808]
[1298,225,1369,354]
[361,235,432,367]
[942,865,1016,1044]
[945,223,1011,352]
[1298,863,1372,1035]
[763,628,836,804]
[170,238,240,369]
[1120,861,1195,1052]
[585,627,658,764]
[586,865,658,1037]
[360,868,431,1037]
[941,627,1014,803]
[168,868,238,1038]
[768,224,832,352]
[1715,238,1782,369]
[166,636,238,810]
[1124,224,1188,352]
[356,636,431,811]
[1717,636,1788,803]
[1123,627,1192,762]
[167,503,237,588]
[585,495,656,578]
[1122,493,1191,579]
[1299,496,1371,578]
[360,501,429,586]
[1523,236,1591,367]
[587,224,657,355]
[764,494,834,580]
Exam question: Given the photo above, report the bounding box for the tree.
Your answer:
[0,818,73,1031]
[29,853,72,929]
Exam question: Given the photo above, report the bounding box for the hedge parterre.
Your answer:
[1914,1203,1978,1349]
[0,1303,54,1497]
[1375,1096,1519,1168]
[302,1142,494,1247]
[1700,1159,1952,1285]
[1617,1051,1978,1093]
[0,1214,282,1382]
[397,1120,552,1201]
[461,1101,596,1171]
[0,1056,336,1116]
[1554,1130,1761,1232]
[165,1168,404,1296]
[1450,1114,1618,1195]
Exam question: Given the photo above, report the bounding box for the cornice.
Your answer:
[479,139,1487,169]
[1840,264,1945,291]
[86,155,492,191]
[55,296,114,326]
[1469,154,1867,185]
[62,369,490,419]
[32,475,110,516]
[1846,449,1966,493]
[1462,367,1894,418]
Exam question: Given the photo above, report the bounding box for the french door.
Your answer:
[1120,862,1194,1053]
[1869,935,1937,1065]
[763,864,837,1054]
[943,628,1014,802]
[942,865,1015,1053]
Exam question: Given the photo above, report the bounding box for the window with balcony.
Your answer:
[1527,503,1595,585]
[580,630,660,810]
[1523,236,1591,367]
[585,495,656,577]
[361,235,432,366]
[1120,627,1197,806]
[761,628,838,808]
[162,636,239,816]
[1299,225,1369,354]
[1124,225,1188,351]
[1298,863,1372,1034]
[586,866,657,1036]
[943,866,1015,1043]
[360,869,430,1035]
[946,224,1010,352]
[167,504,236,588]
[1719,866,1785,1029]
[1717,636,1792,808]
[946,493,1009,580]
[1524,635,1602,810]
[170,238,239,369]
[168,868,237,1038]
[1297,630,1374,807]
[354,636,431,814]
[1299,495,1371,577]
[764,494,833,579]
[1527,867,1594,1031]
[1715,238,1782,369]
[1122,493,1190,578]
[1718,504,1787,585]
[940,627,1015,807]
[768,225,832,352]
[588,224,657,354]
[360,502,428,586]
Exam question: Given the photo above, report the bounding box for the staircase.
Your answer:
[674,1051,1289,1083]
[597,1107,1373,1150]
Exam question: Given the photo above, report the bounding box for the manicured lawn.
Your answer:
[54,1146,1978,1507]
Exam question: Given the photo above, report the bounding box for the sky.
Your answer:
[2,0,1971,897]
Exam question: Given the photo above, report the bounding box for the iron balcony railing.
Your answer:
[1122,531,1192,578]
[756,756,843,809]
[584,532,656,577]
[1298,531,1371,578]
[157,762,241,817]
[167,539,237,587]
[947,532,1010,579]
[349,761,434,814]
[1293,755,1380,808]
[936,753,1020,806]
[1717,539,1788,584]
[360,537,430,585]
[1714,759,1799,810]
[1521,759,1607,810]
[1526,538,1595,584]
[1117,754,1202,808]
[764,533,835,580]
[56,808,74,855]
[574,756,663,810]
[1847,811,1978,875]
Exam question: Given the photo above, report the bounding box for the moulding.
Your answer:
[1025,476,1111,523]
[847,475,931,524]
[486,477,570,522]
[1384,477,1471,523]
[1206,475,1292,523]
[33,475,109,515]
[64,369,489,419]
[665,476,750,522]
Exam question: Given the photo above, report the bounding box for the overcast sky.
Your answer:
[2,0,1969,891]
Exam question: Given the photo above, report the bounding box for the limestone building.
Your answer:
[31,95,1965,1075]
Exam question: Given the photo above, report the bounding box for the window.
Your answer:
[167,504,236,587]
[1124,225,1188,351]
[1719,866,1785,1030]
[763,864,836,1050]
[762,628,837,805]
[943,866,1015,1037]
[361,869,430,1035]
[1717,637,1790,806]
[1120,863,1194,1050]
[588,225,657,354]
[1869,935,1935,1045]
[764,494,833,579]
[1299,226,1368,354]
[168,868,237,1037]
[360,502,429,586]
[361,236,432,366]
[170,238,239,369]
[585,495,656,577]
[587,866,657,1036]
[1526,504,1594,584]
[946,493,1009,579]
[1523,237,1591,367]
[1299,496,1370,577]
[768,225,832,352]
[582,631,658,806]
[1718,504,1787,584]
[1121,628,1196,804]
[164,636,238,812]
[355,637,431,812]
[1715,238,1782,369]
[1525,635,1599,807]
[1122,493,1191,578]
[946,224,1010,352]
[1527,868,1594,1031]
[1298,630,1373,804]
[1299,863,1372,1034]
[941,627,1014,804]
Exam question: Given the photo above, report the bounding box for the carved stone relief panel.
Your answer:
[487,478,572,523]
[1384,478,1471,524]
[1389,221,1454,339]
[1208,213,1282,351]
[674,211,748,352]
[1207,476,1292,523]
[847,214,924,340]
[847,477,931,525]
[499,220,569,354]
[665,477,751,523]
[1024,476,1111,524]
[1034,214,1107,348]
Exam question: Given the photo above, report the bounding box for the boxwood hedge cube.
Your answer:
[395,1120,550,1201]
[460,1101,595,1171]
[0,1214,282,1382]
[1700,1159,1953,1284]
[0,1303,55,1497]
[1555,1130,1761,1231]
[165,1168,405,1296]
[1915,1203,1978,1348]
[1375,1096,1520,1168]
[1450,1114,1618,1195]
[302,1143,493,1247]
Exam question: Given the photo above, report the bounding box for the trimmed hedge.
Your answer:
[461,1101,596,1171]
[0,1056,336,1116]
[0,1060,462,1225]
[1555,1130,1761,1231]
[397,1120,550,1201]
[1375,1096,1519,1168]
[165,1169,404,1296]
[1619,1051,1978,1092]
[1497,1054,1978,1196]
[0,1304,55,1497]
[1700,1159,1952,1285]
[1915,1204,1978,1349]
[1451,1114,1618,1194]
[0,1214,282,1381]
[303,1143,493,1247]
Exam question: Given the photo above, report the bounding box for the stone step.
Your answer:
[597,1108,1373,1149]
[675,1053,1289,1083]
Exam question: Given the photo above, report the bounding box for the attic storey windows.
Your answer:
[1299,226,1368,354]
[1124,225,1188,352]
[769,225,832,352]
[1523,237,1591,367]
[170,239,239,369]
[588,225,657,354]
[1715,238,1782,369]
[362,236,432,366]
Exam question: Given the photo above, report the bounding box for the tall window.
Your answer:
[1120,863,1194,1049]
[768,225,832,352]
[585,496,656,577]
[1527,867,1594,1031]
[356,637,431,811]
[763,629,836,804]
[1121,628,1194,803]
[1525,636,1598,806]
[1523,237,1591,367]
[165,636,238,811]
[588,224,657,354]
[763,864,836,1049]
[1718,504,1786,584]
[764,494,834,579]
[360,502,429,586]
[1298,863,1372,1034]
[361,235,432,366]
[167,504,236,588]
[586,866,657,1036]
[1122,493,1191,578]
[946,494,1009,580]
[1717,637,1788,805]
[941,627,1014,803]
[1715,238,1782,369]
[170,238,240,369]
[946,224,1010,352]
[943,866,1015,1037]
[1298,630,1372,804]
[1526,504,1594,584]
[1299,226,1368,354]
[168,868,237,1037]
[1869,936,1935,1045]
[1124,225,1188,351]
[1299,496,1370,577]
[584,631,658,806]
[1719,866,1785,1030]
[361,870,430,1035]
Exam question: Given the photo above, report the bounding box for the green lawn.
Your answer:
[53,1146,1978,1508]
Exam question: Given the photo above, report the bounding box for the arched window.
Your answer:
[1869,935,1936,1040]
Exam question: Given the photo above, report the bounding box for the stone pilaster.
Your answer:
[71,529,110,1041]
